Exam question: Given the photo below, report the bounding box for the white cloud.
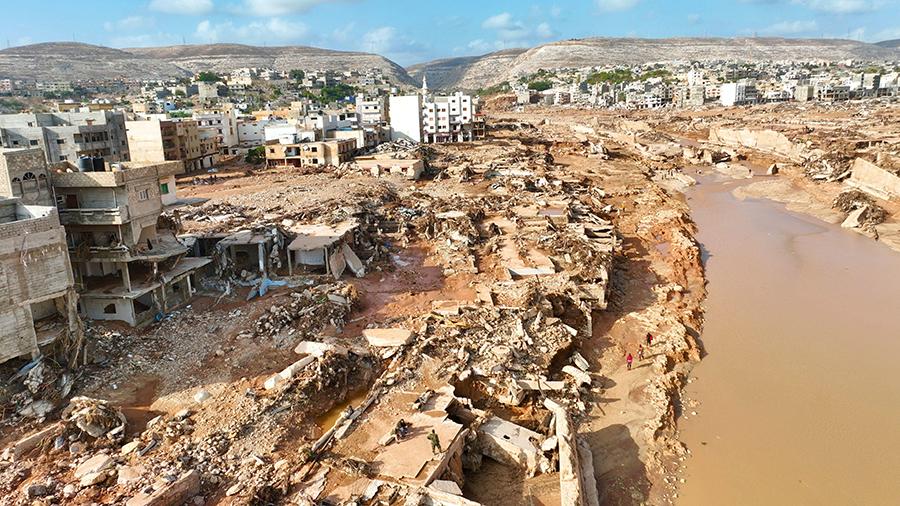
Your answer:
[240,0,357,15]
[104,16,152,32]
[482,12,514,30]
[871,26,900,40]
[359,26,428,64]
[536,22,554,39]
[687,13,702,24]
[759,20,819,34]
[792,0,883,13]
[479,12,554,49]
[595,0,640,12]
[194,18,308,43]
[149,0,214,15]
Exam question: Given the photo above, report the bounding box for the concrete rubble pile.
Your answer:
[252,282,358,343]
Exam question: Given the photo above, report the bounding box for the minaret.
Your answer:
[422,73,428,95]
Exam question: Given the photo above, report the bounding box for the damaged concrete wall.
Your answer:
[0,206,76,362]
[708,127,807,162]
[847,158,900,200]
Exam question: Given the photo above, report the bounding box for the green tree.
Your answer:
[245,146,266,164]
[527,80,553,92]
[319,83,357,102]
[289,69,305,81]
[197,72,221,83]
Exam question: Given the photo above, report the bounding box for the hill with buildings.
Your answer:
[128,44,416,85]
[410,37,900,90]
[0,42,415,85]
[0,42,192,81]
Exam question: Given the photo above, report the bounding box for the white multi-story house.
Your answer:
[194,105,239,154]
[421,92,475,143]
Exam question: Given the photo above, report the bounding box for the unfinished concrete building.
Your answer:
[125,117,217,173]
[50,160,210,326]
[265,138,356,168]
[0,197,79,364]
[0,111,129,163]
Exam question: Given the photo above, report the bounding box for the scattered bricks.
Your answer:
[126,470,200,506]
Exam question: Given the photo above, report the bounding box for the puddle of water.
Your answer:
[315,389,370,430]
[678,177,900,505]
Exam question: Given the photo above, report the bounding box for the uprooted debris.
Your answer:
[252,282,358,344]
[834,189,887,229]
[61,397,127,440]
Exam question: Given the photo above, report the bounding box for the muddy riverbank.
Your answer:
[678,174,900,504]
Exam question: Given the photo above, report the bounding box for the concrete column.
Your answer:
[288,250,293,276]
[258,242,265,277]
[186,274,193,296]
[120,262,132,292]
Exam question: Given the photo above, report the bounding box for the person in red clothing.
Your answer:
[626,352,634,370]
[646,333,654,347]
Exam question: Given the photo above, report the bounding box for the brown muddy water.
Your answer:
[678,175,900,505]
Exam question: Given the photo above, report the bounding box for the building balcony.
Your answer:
[58,206,130,226]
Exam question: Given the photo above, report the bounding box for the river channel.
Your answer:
[677,175,900,505]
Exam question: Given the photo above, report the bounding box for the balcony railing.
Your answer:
[58,206,130,225]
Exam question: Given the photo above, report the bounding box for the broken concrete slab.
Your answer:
[264,355,317,390]
[294,341,348,357]
[74,453,114,479]
[429,479,463,496]
[125,470,200,506]
[363,328,414,347]
[342,244,366,277]
[477,416,542,474]
[12,422,62,459]
[562,365,592,387]
[841,206,869,229]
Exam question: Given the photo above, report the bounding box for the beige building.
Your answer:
[265,138,356,168]
[0,147,55,206]
[0,198,79,364]
[126,117,217,173]
[51,160,210,326]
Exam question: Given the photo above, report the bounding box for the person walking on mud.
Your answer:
[638,344,645,361]
[646,333,654,347]
[626,352,634,370]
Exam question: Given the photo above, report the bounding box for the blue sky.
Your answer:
[1,0,899,65]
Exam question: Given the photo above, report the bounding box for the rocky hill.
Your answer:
[407,49,527,91]
[0,42,414,85]
[0,42,191,81]
[875,39,900,48]
[128,44,415,85]
[410,37,900,90]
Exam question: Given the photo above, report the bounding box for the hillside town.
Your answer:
[1,15,900,506]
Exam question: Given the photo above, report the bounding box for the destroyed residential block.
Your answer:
[264,355,317,389]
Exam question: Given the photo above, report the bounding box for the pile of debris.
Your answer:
[252,282,358,344]
[833,189,887,230]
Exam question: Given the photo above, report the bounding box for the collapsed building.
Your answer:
[50,160,210,325]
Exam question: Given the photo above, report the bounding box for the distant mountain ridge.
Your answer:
[2,38,897,91]
[0,42,414,85]
[410,37,900,90]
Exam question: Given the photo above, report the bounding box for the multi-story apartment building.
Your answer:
[265,138,356,168]
[0,79,14,94]
[126,117,217,172]
[0,111,129,163]
[51,160,210,326]
[0,196,79,364]
[355,95,388,126]
[421,92,476,143]
[720,82,758,106]
[194,105,239,155]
